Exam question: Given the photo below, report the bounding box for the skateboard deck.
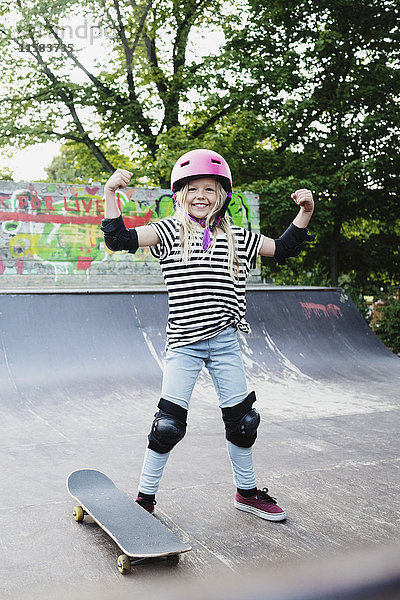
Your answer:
[67,469,191,573]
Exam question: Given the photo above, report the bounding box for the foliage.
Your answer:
[0,167,14,180]
[0,0,399,292]
[45,142,133,183]
[374,297,400,354]
[223,0,400,287]
[0,0,246,185]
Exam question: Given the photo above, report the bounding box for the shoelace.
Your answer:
[258,488,278,505]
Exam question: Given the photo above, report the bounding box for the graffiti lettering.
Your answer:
[45,196,55,211]
[0,181,260,285]
[300,302,343,320]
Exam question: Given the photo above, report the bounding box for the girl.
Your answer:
[101,149,315,522]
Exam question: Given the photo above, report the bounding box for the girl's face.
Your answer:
[186,177,217,219]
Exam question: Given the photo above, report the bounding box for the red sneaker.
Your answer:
[234,488,286,521]
[135,496,156,514]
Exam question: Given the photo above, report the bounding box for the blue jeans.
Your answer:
[162,325,248,410]
[138,326,257,494]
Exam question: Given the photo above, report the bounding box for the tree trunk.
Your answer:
[330,218,342,286]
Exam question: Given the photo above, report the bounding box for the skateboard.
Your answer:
[66,468,191,574]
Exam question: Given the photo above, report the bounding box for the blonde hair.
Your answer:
[174,180,241,279]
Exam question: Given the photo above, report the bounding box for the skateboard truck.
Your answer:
[117,552,180,574]
[67,469,191,575]
[72,503,181,574]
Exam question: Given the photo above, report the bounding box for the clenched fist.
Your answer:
[104,169,133,193]
[291,189,314,213]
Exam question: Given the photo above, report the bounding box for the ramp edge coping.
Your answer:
[0,285,342,295]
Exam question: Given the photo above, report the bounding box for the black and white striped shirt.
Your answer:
[150,218,262,349]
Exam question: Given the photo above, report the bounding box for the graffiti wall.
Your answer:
[0,181,261,289]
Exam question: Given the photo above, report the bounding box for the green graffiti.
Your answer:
[0,182,260,283]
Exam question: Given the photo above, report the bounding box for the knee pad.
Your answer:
[221,391,260,448]
[148,398,187,454]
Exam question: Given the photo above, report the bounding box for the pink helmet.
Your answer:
[171,149,232,193]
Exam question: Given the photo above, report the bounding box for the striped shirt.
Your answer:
[150,218,263,349]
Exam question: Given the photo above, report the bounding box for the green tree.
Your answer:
[1,0,399,294]
[45,142,131,183]
[0,167,14,180]
[223,0,400,287]
[0,0,251,186]
[375,297,400,354]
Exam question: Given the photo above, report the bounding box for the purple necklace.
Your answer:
[188,214,223,251]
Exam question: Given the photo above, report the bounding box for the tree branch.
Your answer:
[12,1,156,157]
[189,103,235,139]
[41,130,84,142]
[43,19,119,99]
[130,0,152,55]
[43,129,116,172]
[16,9,116,173]
[142,30,168,97]
[0,88,55,103]
[276,106,323,154]
[111,0,156,146]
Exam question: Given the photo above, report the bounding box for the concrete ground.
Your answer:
[0,288,399,599]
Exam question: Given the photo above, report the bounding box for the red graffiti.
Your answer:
[77,256,93,271]
[16,259,24,274]
[0,209,153,228]
[0,259,24,274]
[63,196,104,214]
[44,196,54,211]
[300,302,343,319]
[85,186,100,195]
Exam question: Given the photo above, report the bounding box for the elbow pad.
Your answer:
[101,215,139,253]
[274,223,316,265]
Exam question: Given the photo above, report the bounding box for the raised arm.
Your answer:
[101,169,160,252]
[259,188,315,261]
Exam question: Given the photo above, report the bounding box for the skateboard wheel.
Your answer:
[167,554,179,566]
[117,554,131,574]
[73,505,84,522]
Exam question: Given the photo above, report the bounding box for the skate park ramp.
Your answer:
[0,286,399,599]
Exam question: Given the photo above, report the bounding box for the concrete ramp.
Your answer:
[0,287,399,599]
[1,287,397,393]
[245,288,399,391]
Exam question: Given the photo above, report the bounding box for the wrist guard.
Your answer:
[274,223,316,265]
[101,215,139,253]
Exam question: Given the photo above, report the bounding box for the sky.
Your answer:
[0,12,117,181]
[0,11,224,182]
[0,142,63,181]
